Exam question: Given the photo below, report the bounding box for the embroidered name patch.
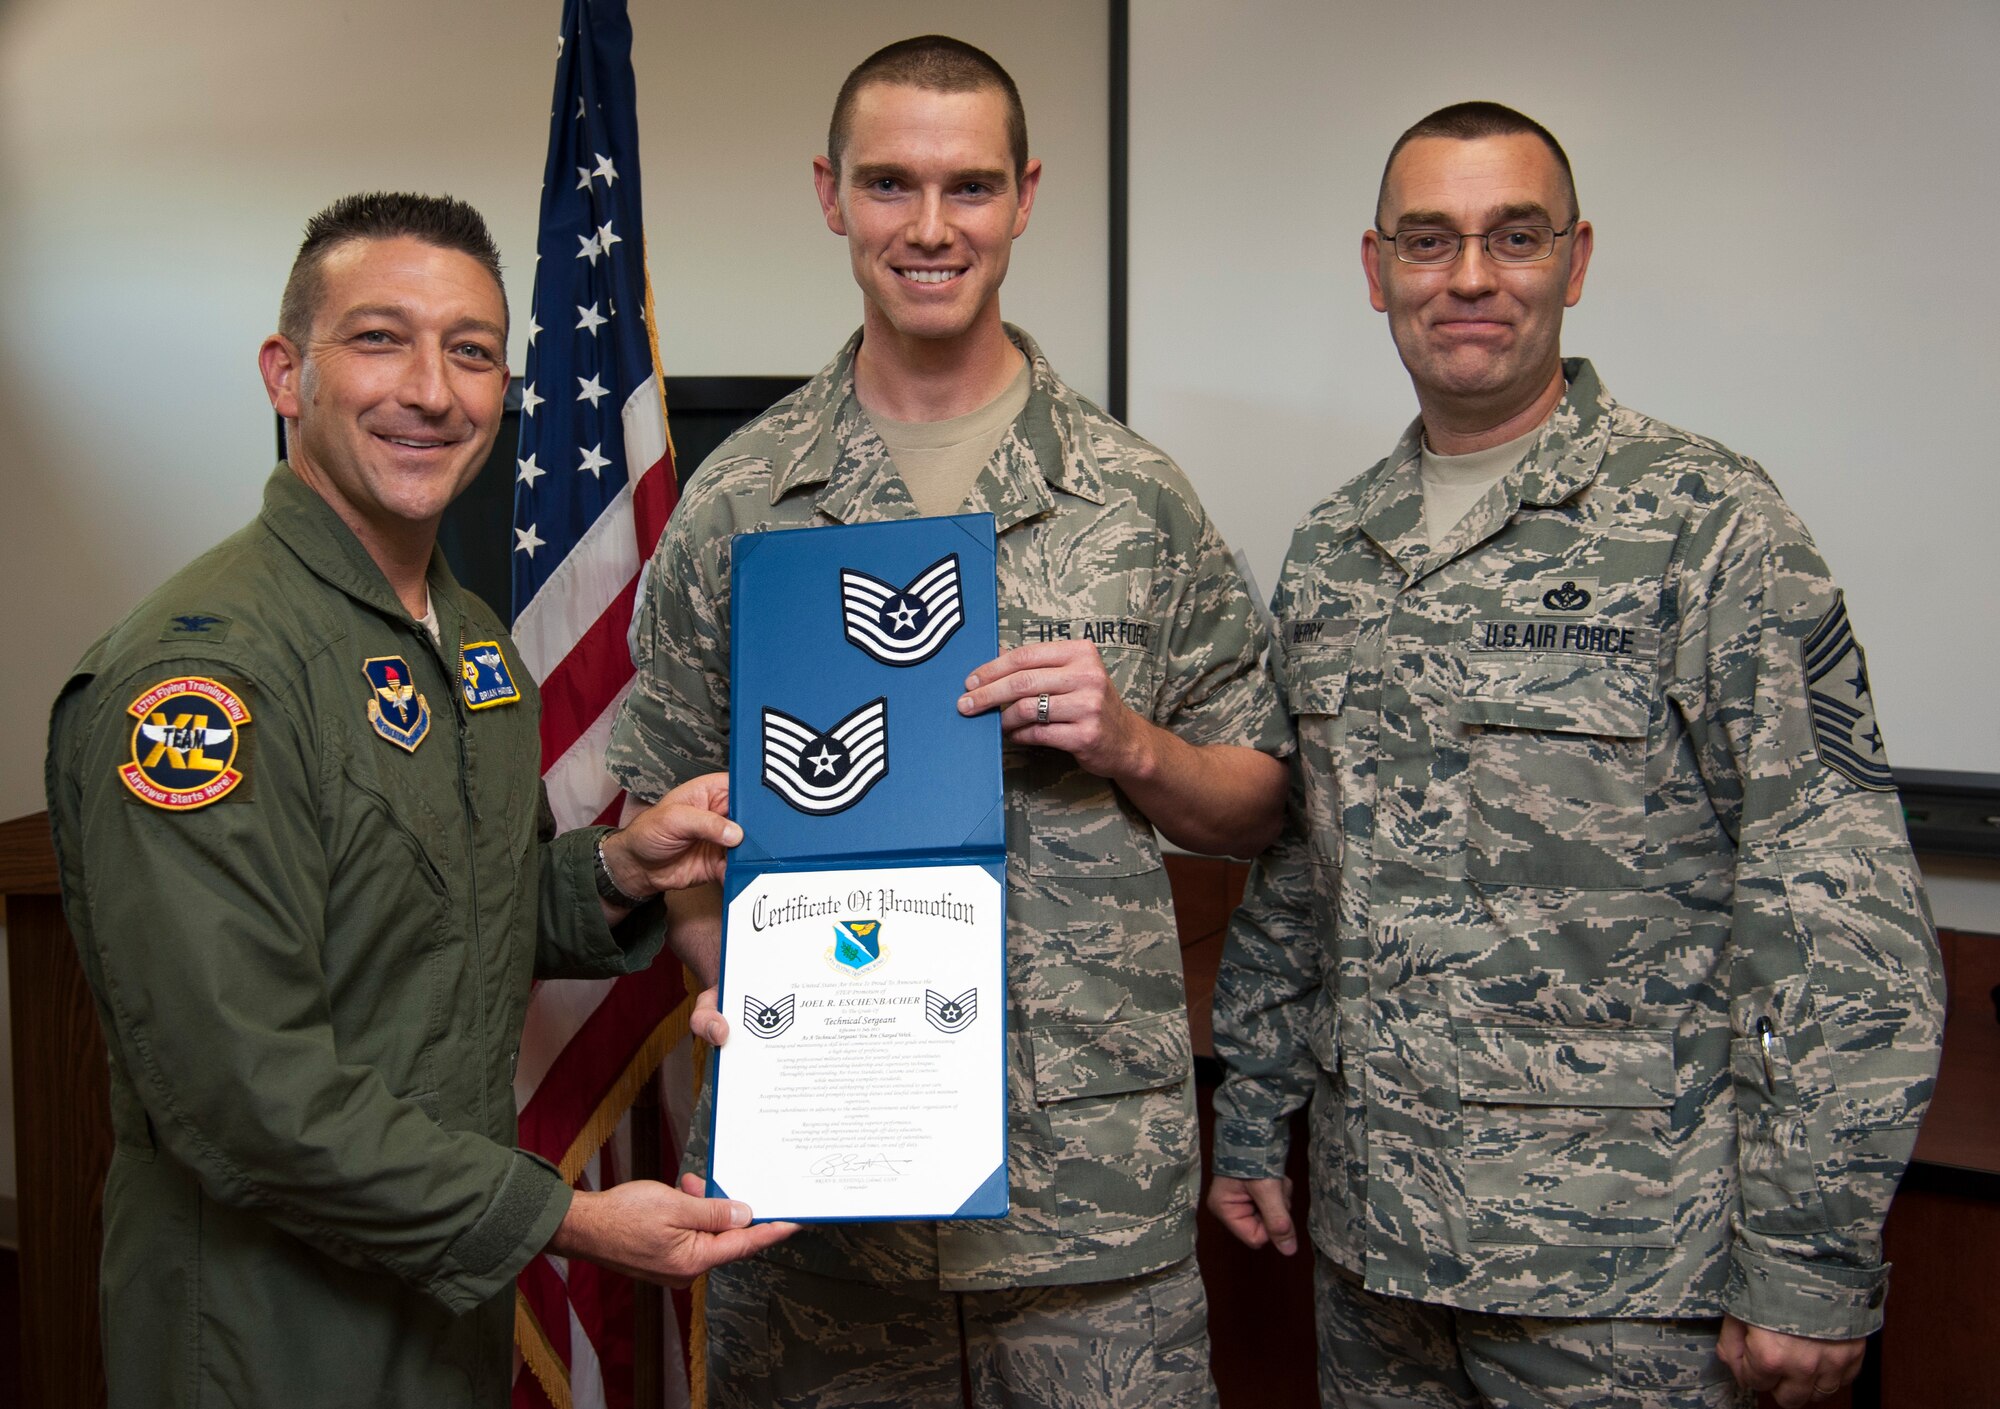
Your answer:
[363,656,431,752]
[841,554,965,667]
[458,641,521,710]
[119,676,251,810]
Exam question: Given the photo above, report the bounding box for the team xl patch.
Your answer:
[362,656,431,753]
[834,919,884,971]
[160,613,231,642]
[1803,594,1893,790]
[743,993,796,1039]
[841,554,964,666]
[924,987,979,1034]
[120,676,251,810]
[761,697,888,815]
[458,640,521,710]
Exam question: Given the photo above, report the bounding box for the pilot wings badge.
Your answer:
[840,553,964,667]
[924,987,979,1035]
[742,993,796,1040]
[761,696,889,815]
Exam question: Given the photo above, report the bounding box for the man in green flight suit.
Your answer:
[606,35,1290,1409]
[1209,104,1945,1409]
[45,192,790,1409]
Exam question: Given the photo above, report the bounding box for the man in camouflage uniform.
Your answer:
[1209,103,1944,1409]
[607,35,1289,1409]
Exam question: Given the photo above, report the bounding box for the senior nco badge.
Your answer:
[761,696,889,815]
[840,553,964,666]
[458,640,521,710]
[362,656,431,753]
[119,676,251,810]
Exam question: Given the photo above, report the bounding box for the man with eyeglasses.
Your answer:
[1208,102,1941,1409]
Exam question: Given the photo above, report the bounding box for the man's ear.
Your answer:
[1010,158,1043,239]
[1361,229,1389,314]
[812,156,846,236]
[259,334,304,420]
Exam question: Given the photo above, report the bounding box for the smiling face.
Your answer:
[259,235,509,555]
[1363,133,1593,432]
[812,81,1040,356]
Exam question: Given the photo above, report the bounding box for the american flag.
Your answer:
[509,2,697,1405]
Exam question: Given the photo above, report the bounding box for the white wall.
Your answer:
[1129,0,2000,781]
[0,0,1106,1214]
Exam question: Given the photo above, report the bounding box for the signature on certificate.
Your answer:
[808,1151,910,1179]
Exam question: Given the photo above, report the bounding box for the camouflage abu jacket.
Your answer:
[608,327,1289,1289]
[1211,360,1942,1338]
[46,467,663,1408]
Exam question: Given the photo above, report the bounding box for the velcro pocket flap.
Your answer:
[1278,626,1357,716]
[1455,658,1650,739]
[1030,1010,1192,1104]
[1456,1026,1676,1108]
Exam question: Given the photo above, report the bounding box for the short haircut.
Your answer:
[1375,102,1578,227]
[277,192,506,347]
[827,35,1029,183]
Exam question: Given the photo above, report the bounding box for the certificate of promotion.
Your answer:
[711,515,1007,1222]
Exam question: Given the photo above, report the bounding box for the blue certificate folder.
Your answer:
[709,513,1008,1220]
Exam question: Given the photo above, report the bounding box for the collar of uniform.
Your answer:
[766,324,1105,527]
[1356,357,1615,576]
[259,464,446,633]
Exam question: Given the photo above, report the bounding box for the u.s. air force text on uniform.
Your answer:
[1212,360,1943,1339]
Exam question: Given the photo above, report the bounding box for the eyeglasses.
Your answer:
[1377,222,1578,265]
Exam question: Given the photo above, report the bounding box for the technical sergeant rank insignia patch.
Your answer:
[120,676,251,810]
[1802,593,1893,791]
[924,987,979,1034]
[761,696,889,815]
[840,553,964,666]
[743,993,796,1040]
[363,656,431,753]
[458,640,521,710]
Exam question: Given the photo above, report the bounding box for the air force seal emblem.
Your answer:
[840,553,964,667]
[458,640,521,710]
[119,676,251,810]
[833,919,883,971]
[1803,593,1893,791]
[924,987,979,1034]
[743,993,796,1039]
[362,656,431,753]
[761,696,889,815]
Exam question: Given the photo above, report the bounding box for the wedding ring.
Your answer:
[1035,693,1050,724]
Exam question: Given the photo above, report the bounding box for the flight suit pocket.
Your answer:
[1457,1025,1677,1247]
[1457,657,1651,888]
[1031,1011,1196,1227]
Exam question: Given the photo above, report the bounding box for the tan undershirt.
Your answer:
[1420,424,1543,549]
[416,594,440,645]
[869,360,1032,519]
